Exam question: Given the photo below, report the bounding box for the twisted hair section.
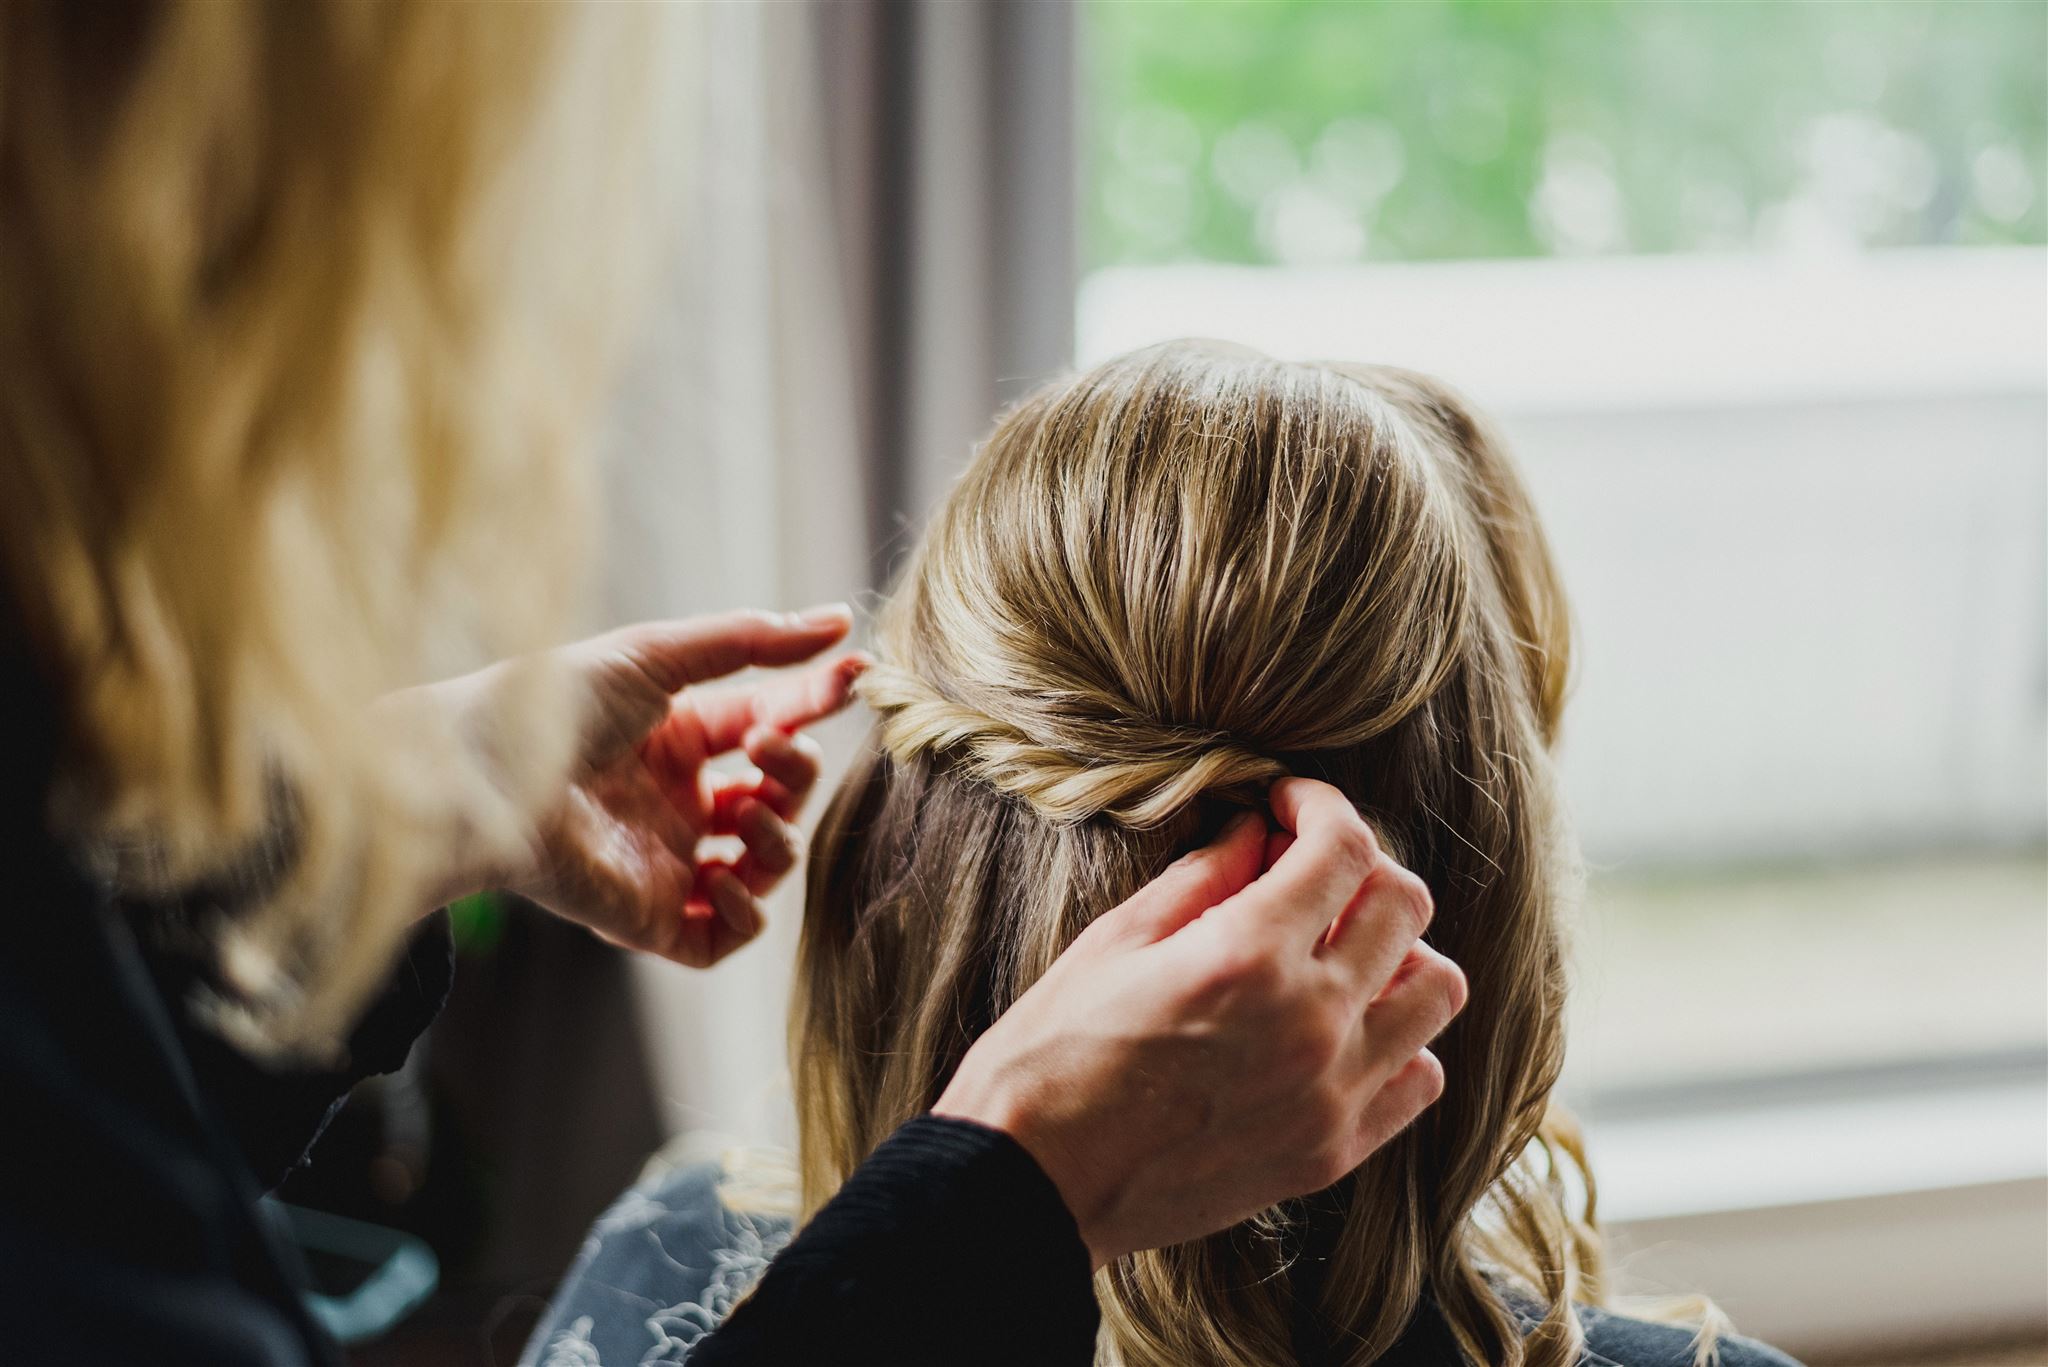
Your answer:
[858,662,1285,828]
[796,341,1648,1367]
[858,343,1473,833]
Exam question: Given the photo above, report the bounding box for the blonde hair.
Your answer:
[0,2,673,1049]
[796,341,1606,1366]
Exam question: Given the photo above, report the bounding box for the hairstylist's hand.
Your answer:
[433,608,866,966]
[933,778,1466,1268]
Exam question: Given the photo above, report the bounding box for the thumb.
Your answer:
[605,605,854,696]
[1089,810,1267,948]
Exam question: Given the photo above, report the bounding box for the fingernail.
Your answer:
[793,602,853,628]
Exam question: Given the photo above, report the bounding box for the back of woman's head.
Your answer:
[796,340,1596,1366]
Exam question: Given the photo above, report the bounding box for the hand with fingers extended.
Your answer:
[934,778,1466,1267]
[424,606,866,966]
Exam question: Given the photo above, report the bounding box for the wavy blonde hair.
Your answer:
[0,1,677,1049]
[795,341,1606,1366]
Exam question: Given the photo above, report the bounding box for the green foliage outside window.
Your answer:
[1084,0,2047,267]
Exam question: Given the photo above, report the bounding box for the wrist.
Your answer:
[406,780,524,916]
[372,671,546,920]
[934,1062,1116,1270]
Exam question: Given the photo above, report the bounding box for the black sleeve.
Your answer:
[691,1115,1101,1367]
[160,911,456,1189]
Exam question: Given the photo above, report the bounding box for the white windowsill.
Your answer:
[1587,1067,2048,1358]
[1590,1068,2047,1223]
[1077,246,2048,415]
[1073,244,2048,1356]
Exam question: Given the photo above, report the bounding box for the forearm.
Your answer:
[691,1115,1099,1367]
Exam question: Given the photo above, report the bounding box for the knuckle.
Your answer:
[1415,1050,1447,1101]
[1388,867,1433,935]
[1406,865,1436,912]
[1431,959,1469,1018]
[1333,817,1381,879]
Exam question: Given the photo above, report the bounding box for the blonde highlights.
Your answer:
[797,341,1601,1365]
[0,1,673,1048]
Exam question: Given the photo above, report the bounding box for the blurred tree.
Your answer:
[1084,0,2047,267]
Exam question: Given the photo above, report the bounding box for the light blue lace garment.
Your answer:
[522,1157,1801,1367]
[520,1160,792,1367]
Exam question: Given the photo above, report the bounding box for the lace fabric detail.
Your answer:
[523,1158,793,1366]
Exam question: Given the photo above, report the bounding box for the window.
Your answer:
[1077,5,2046,1350]
[1085,0,2043,267]
[1080,0,2045,1094]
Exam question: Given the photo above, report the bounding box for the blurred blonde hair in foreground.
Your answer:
[0,2,686,1050]
[798,341,1668,1367]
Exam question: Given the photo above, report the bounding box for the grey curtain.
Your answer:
[814,0,1080,581]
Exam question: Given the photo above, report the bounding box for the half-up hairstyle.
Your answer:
[795,340,1599,1366]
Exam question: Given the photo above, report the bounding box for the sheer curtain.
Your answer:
[593,0,1075,1148]
[595,1,867,1149]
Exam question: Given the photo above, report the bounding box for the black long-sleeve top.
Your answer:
[0,640,1103,1367]
[693,1117,1098,1365]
